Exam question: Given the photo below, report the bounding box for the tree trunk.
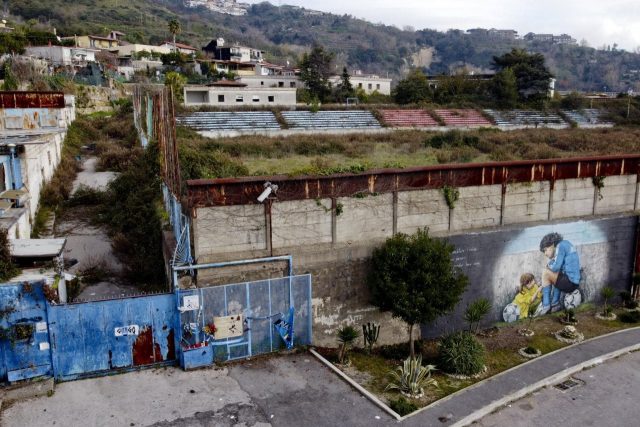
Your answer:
[409,323,415,359]
[173,34,177,53]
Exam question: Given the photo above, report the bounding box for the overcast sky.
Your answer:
[243,0,640,51]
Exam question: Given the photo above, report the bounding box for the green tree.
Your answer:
[492,49,553,102]
[168,19,181,53]
[0,229,20,281]
[299,44,334,103]
[368,228,468,358]
[334,67,355,102]
[164,71,187,102]
[491,68,518,107]
[392,69,431,104]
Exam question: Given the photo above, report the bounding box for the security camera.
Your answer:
[257,182,278,203]
[257,186,272,203]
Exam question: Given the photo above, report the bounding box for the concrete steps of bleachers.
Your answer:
[380,109,439,127]
[176,111,281,131]
[483,109,568,127]
[561,109,613,127]
[434,109,492,126]
[281,110,381,129]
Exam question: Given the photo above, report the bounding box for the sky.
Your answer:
[243,0,640,51]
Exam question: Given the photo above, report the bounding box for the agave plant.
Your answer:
[385,355,438,397]
[337,325,360,364]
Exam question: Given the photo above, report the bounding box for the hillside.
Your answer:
[6,0,640,91]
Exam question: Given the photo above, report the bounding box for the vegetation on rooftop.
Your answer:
[176,124,640,179]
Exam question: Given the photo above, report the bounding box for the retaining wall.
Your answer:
[187,157,640,346]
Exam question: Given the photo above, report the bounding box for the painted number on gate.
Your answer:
[114,325,140,337]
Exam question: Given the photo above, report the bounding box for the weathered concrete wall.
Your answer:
[426,215,636,337]
[190,174,640,346]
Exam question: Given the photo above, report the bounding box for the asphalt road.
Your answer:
[475,350,640,427]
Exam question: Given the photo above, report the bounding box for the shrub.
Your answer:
[524,346,539,355]
[377,340,424,360]
[386,355,438,397]
[619,291,638,309]
[438,331,485,376]
[0,229,20,281]
[337,325,360,364]
[619,310,640,323]
[389,397,418,416]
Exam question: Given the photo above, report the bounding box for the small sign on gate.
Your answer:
[114,324,140,337]
[213,314,244,340]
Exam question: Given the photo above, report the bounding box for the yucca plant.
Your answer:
[337,325,360,364]
[385,355,438,397]
[601,286,615,316]
[463,298,492,333]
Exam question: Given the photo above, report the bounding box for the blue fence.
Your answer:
[47,294,176,381]
[178,275,312,365]
[1,274,312,383]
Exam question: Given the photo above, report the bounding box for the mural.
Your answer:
[503,233,583,322]
[424,216,637,337]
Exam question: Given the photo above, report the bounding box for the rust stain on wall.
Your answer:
[0,92,65,109]
[186,154,640,208]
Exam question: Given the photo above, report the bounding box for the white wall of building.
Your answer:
[184,86,297,107]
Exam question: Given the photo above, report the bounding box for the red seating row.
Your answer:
[434,109,492,127]
[380,109,439,127]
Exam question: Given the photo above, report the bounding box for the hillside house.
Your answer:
[25,46,97,67]
[0,92,75,238]
[62,34,119,49]
[203,38,262,62]
[160,42,198,56]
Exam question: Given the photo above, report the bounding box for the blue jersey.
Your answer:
[547,240,581,285]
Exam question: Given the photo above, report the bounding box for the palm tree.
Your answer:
[168,19,181,53]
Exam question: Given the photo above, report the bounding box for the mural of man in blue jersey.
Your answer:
[538,232,582,315]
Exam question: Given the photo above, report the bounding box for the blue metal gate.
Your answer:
[0,282,52,382]
[47,294,176,381]
[178,275,312,364]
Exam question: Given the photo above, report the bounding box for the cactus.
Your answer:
[362,322,380,353]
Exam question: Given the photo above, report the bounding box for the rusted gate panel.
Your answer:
[186,154,640,208]
[0,92,65,109]
[47,294,176,381]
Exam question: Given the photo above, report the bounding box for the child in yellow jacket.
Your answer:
[513,273,542,319]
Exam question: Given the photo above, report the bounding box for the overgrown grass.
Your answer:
[177,126,640,178]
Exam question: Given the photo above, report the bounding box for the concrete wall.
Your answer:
[191,174,640,346]
[21,132,64,222]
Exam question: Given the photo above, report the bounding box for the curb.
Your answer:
[309,348,402,421]
[451,341,640,427]
[312,327,640,425]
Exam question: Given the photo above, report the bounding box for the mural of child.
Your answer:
[513,273,542,319]
[539,232,581,315]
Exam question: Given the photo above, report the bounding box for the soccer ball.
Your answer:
[503,303,521,323]
[564,289,582,309]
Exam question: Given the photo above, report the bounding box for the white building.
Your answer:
[329,73,392,95]
[25,46,97,66]
[159,42,198,56]
[0,92,75,238]
[184,82,296,107]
